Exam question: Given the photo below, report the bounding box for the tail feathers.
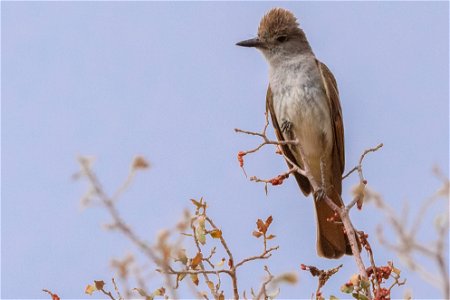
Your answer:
[315,189,354,259]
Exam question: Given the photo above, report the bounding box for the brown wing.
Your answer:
[266,86,312,196]
[316,60,345,194]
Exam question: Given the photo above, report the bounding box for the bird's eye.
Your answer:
[276,36,288,43]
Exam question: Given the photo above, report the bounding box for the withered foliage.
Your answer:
[67,156,297,300]
[42,115,448,300]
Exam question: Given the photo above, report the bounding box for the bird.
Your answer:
[236,8,352,258]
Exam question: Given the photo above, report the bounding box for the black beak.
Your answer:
[236,37,264,48]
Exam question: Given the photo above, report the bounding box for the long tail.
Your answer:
[314,188,353,259]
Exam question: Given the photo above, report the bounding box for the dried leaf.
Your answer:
[252,231,263,238]
[85,284,96,295]
[206,280,215,291]
[274,272,297,284]
[216,258,225,267]
[265,215,273,228]
[134,288,149,297]
[152,287,166,296]
[177,249,188,265]
[266,287,280,299]
[78,155,96,169]
[349,274,360,286]
[195,218,206,245]
[197,231,206,244]
[256,219,267,234]
[329,296,339,300]
[210,229,222,239]
[266,234,276,240]
[340,283,354,294]
[190,273,199,286]
[219,292,225,300]
[177,273,186,282]
[191,252,203,269]
[228,259,233,268]
[132,156,150,170]
[352,182,366,210]
[199,291,209,299]
[94,280,105,290]
[360,278,371,289]
[392,266,401,275]
[190,198,204,209]
[198,215,206,227]
[353,293,369,300]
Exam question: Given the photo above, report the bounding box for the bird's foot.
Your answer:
[281,119,293,133]
[314,188,327,202]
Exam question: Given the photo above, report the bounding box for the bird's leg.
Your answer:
[315,156,329,202]
[319,155,328,191]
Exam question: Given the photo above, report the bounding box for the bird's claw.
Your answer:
[314,188,326,202]
[281,120,293,133]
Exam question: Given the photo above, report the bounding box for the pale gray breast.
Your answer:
[269,56,333,156]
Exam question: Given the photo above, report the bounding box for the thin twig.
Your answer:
[255,266,274,300]
[234,246,279,269]
[112,278,123,300]
[371,176,449,299]
[205,216,239,299]
[78,158,178,299]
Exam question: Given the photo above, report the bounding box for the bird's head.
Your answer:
[236,8,312,64]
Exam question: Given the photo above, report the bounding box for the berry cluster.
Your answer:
[375,287,390,300]
[269,174,288,186]
[237,151,246,167]
[366,265,392,283]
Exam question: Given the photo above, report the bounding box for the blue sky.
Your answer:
[2,2,448,299]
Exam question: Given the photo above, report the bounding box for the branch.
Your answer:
[234,118,386,298]
[300,263,343,299]
[234,246,279,269]
[370,173,449,299]
[77,157,178,299]
[255,266,275,300]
